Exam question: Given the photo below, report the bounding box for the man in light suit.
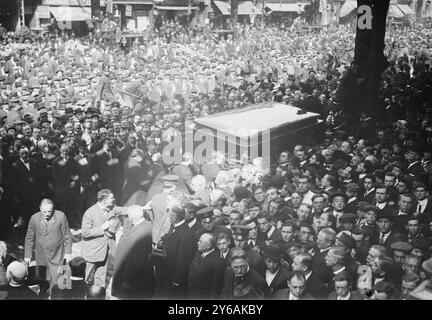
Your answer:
[81,189,126,288]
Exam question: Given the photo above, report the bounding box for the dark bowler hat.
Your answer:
[390,241,413,253]
[261,243,283,260]
[376,208,395,221]
[338,232,356,249]
[196,206,215,223]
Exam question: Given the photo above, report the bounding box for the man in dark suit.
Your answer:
[375,209,408,253]
[413,182,432,222]
[120,149,148,206]
[272,271,314,300]
[111,205,155,299]
[328,271,363,300]
[94,138,123,201]
[74,140,98,222]
[362,174,376,204]
[184,203,203,241]
[52,144,80,228]
[261,244,290,296]
[155,206,195,299]
[221,248,270,299]
[0,261,39,300]
[216,233,231,267]
[195,207,232,241]
[406,145,426,182]
[292,252,328,299]
[256,214,283,247]
[9,146,45,224]
[187,233,226,299]
[313,228,336,286]
[324,246,356,293]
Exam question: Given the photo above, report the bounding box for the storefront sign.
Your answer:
[42,0,91,6]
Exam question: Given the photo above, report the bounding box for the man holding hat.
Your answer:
[261,243,290,296]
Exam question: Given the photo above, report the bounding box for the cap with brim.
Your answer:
[196,206,214,223]
[377,208,395,221]
[390,241,413,253]
[262,243,283,260]
[357,201,371,210]
[162,174,178,187]
[339,213,357,223]
[364,204,380,214]
[330,191,348,203]
[232,224,250,241]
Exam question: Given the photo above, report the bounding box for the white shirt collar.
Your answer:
[288,292,299,300]
[333,266,346,275]
[188,218,197,228]
[174,220,185,228]
[338,292,351,300]
[305,270,312,280]
[267,225,276,238]
[201,248,214,259]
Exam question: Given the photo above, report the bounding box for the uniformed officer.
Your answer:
[150,174,182,244]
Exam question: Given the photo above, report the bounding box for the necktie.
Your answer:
[417,204,422,213]
[380,233,385,244]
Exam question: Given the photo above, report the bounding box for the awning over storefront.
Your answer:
[154,5,198,10]
[339,0,356,18]
[213,1,230,15]
[34,5,51,19]
[388,4,404,18]
[214,1,262,15]
[265,2,307,12]
[238,1,262,15]
[113,0,153,4]
[49,6,92,21]
[397,4,415,15]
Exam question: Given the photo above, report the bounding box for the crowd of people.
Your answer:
[0,16,432,300]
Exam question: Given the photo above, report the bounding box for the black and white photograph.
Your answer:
[0,0,432,303]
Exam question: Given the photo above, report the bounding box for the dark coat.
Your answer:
[312,248,333,285]
[0,284,39,300]
[94,149,123,201]
[50,279,87,299]
[272,288,314,300]
[120,158,147,206]
[306,271,328,299]
[112,221,155,299]
[220,267,270,299]
[328,290,363,300]
[155,221,195,298]
[187,249,226,299]
[267,265,290,295]
[9,158,45,220]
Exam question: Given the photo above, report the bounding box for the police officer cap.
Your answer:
[162,174,178,187]
[390,241,413,253]
[196,206,214,223]
[231,224,250,240]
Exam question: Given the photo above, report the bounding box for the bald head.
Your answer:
[6,261,27,284]
[127,205,144,224]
